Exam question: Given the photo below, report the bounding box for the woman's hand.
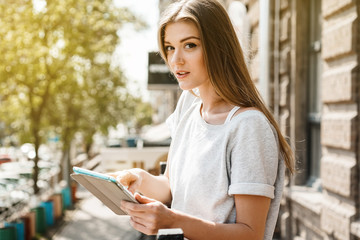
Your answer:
[108,168,144,194]
[108,169,172,205]
[121,193,175,235]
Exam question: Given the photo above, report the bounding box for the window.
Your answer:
[306,0,322,188]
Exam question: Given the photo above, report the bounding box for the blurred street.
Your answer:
[52,149,163,240]
[52,185,142,240]
[0,146,166,240]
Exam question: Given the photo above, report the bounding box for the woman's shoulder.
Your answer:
[228,109,279,154]
[230,108,275,134]
[232,107,268,123]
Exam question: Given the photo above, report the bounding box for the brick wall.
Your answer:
[321,0,359,238]
[278,0,291,139]
[240,0,360,239]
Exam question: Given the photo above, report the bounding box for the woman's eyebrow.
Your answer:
[164,36,200,44]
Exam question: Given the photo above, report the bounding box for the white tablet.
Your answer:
[71,167,138,215]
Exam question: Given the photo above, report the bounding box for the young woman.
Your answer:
[112,0,295,239]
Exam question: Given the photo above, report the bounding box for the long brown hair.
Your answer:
[158,0,295,174]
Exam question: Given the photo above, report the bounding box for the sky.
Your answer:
[114,0,159,100]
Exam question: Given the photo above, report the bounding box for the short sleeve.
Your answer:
[166,90,198,138]
[228,112,279,199]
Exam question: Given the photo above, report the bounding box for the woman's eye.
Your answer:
[165,46,174,51]
[185,43,197,49]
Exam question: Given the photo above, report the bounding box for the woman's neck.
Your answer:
[198,87,234,124]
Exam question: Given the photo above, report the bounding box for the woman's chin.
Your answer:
[177,82,193,91]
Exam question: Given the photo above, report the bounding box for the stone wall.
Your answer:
[240,0,360,239]
[320,0,359,239]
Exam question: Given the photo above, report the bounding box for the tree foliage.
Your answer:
[0,0,150,193]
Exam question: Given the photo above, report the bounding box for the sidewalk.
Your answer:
[52,185,149,240]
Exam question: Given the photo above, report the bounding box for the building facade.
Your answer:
[230,0,359,239]
[157,0,360,239]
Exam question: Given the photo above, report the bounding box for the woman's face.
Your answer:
[164,20,210,91]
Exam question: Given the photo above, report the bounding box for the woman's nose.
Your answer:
[171,50,184,65]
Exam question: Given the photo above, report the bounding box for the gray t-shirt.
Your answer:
[166,91,285,240]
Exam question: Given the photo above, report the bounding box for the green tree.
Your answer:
[129,97,154,134]
[0,0,141,193]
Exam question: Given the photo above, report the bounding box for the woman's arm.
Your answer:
[121,194,271,240]
[109,168,172,205]
[137,170,172,205]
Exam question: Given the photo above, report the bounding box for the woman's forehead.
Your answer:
[164,20,200,42]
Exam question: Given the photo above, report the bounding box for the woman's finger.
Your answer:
[106,171,121,178]
[116,170,137,185]
[121,201,151,214]
[129,215,147,225]
[130,217,157,235]
[127,184,138,194]
[134,193,155,204]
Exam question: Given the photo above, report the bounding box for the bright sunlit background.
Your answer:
[0,0,159,196]
[114,0,159,100]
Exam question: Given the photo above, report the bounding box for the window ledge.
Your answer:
[285,186,323,214]
[351,220,360,237]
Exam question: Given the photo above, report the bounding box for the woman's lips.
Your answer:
[176,71,190,79]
